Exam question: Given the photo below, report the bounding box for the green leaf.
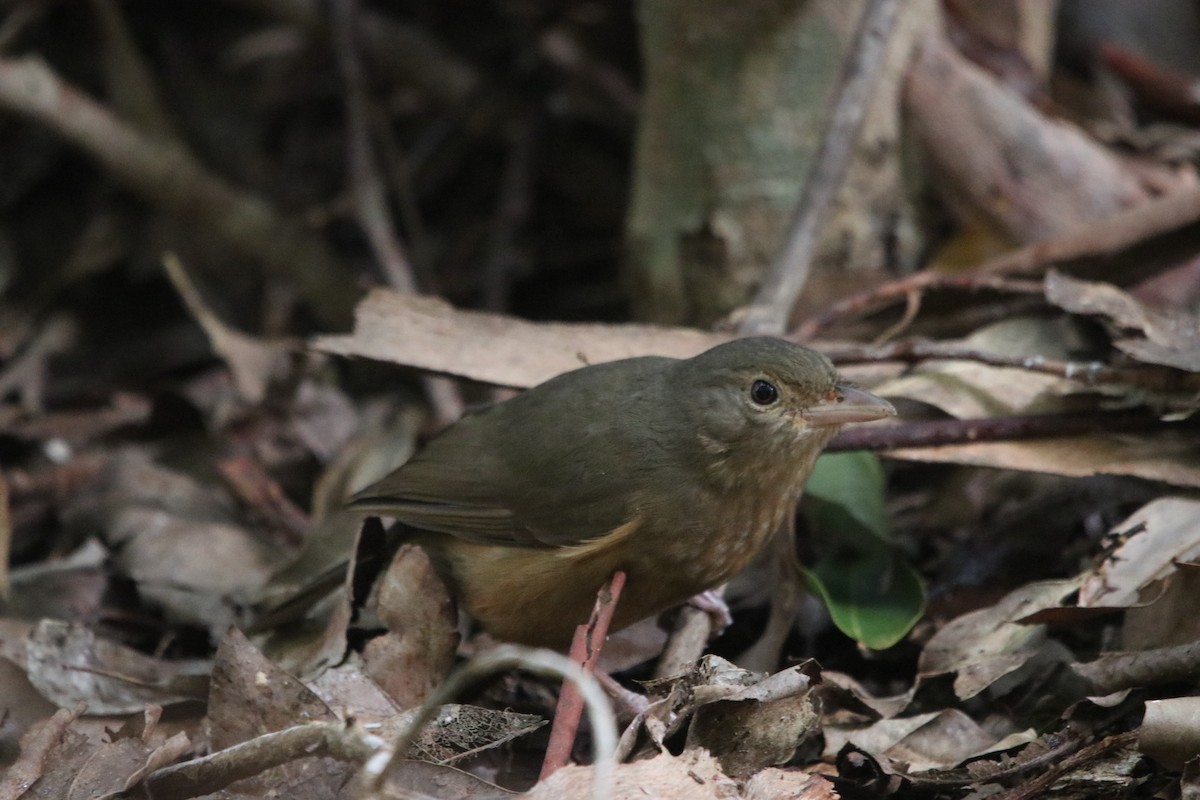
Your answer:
[804,452,890,543]
[803,552,925,650]
[800,452,925,649]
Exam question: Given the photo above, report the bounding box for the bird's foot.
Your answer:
[687,588,733,635]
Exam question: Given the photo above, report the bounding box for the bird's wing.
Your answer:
[348,359,675,548]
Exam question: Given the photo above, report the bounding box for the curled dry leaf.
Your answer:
[362,542,458,709]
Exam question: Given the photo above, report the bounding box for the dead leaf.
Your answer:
[312,289,728,388]
[1080,497,1200,608]
[362,543,458,709]
[0,703,89,799]
[1141,697,1200,769]
[823,708,1035,773]
[918,579,1080,699]
[1123,563,1200,650]
[25,621,207,714]
[523,748,738,800]
[1046,269,1200,372]
[207,627,350,797]
[888,432,1200,488]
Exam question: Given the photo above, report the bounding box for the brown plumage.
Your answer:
[349,336,894,648]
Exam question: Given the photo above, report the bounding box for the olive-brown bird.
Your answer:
[348,337,895,649]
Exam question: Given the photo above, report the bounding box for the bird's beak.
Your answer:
[804,384,896,426]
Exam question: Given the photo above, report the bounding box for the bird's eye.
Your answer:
[750,379,779,405]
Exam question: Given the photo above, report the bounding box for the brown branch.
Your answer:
[1072,639,1200,696]
[827,409,1194,452]
[989,731,1138,800]
[798,182,1200,339]
[820,339,1199,393]
[144,720,384,798]
[739,0,903,336]
[0,56,359,326]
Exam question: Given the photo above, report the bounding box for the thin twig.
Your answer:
[739,0,903,336]
[827,409,1196,452]
[1072,639,1200,696]
[820,339,1199,393]
[144,720,386,798]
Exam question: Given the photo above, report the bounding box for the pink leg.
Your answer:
[539,570,627,780]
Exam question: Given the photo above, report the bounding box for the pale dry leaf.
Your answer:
[1080,497,1200,608]
[823,708,1035,773]
[873,317,1097,419]
[888,433,1200,488]
[743,767,839,800]
[1122,562,1200,650]
[1140,697,1200,769]
[25,621,207,714]
[312,289,728,389]
[918,579,1080,700]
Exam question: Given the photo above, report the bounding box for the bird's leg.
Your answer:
[539,569,627,780]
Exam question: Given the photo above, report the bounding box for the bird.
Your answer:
[347,336,895,649]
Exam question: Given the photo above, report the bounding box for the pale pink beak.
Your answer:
[804,384,895,426]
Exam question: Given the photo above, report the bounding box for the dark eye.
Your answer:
[750,379,778,405]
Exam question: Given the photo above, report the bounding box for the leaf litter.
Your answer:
[2,3,1200,798]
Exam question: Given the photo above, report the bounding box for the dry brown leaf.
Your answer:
[888,432,1200,488]
[1123,563,1200,650]
[0,703,89,799]
[207,627,351,798]
[312,289,728,388]
[362,543,458,709]
[685,662,821,779]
